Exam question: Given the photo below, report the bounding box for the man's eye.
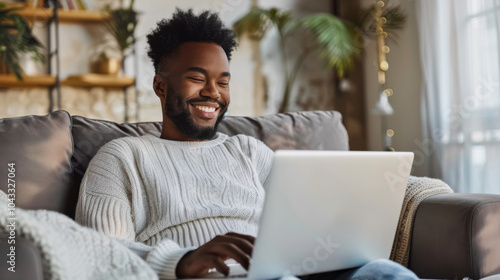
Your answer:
[189,77,204,82]
[218,81,229,87]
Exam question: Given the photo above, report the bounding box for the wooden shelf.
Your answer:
[5,4,110,23]
[0,74,56,88]
[62,74,135,87]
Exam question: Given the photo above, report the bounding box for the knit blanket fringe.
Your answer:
[389,176,454,266]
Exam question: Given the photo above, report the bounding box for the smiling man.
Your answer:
[76,9,273,280]
[155,42,231,141]
[75,8,418,280]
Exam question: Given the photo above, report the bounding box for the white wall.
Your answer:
[363,0,429,176]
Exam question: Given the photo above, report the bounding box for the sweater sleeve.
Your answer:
[75,140,193,279]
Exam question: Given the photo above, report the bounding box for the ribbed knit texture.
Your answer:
[75,133,274,279]
[389,176,453,266]
[0,191,158,280]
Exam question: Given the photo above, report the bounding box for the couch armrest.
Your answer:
[408,193,500,279]
[0,233,43,280]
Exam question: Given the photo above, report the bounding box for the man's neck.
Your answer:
[159,132,205,142]
[160,119,206,142]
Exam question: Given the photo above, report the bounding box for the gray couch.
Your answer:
[0,110,499,280]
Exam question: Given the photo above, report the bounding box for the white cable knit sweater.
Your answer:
[75,133,274,279]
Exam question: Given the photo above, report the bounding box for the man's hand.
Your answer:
[176,232,255,278]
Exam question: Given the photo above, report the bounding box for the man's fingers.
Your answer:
[208,235,253,263]
[212,257,230,276]
[225,232,256,244]
[177,254,230,278]
[176,233,256,277]
[224,235,253,256]
[211,233,254,257]
[205,242,251,270]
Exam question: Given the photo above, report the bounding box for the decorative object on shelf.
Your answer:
[93,51,121,75]
[105,0,138,73]
[233,6,361,113]
[358,0,406,151]
[0,2,45,80]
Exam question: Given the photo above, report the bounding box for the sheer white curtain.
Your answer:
[417,0,500,193]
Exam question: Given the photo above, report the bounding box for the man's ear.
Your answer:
[153,74,167,99]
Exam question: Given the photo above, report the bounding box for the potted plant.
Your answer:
[233,5,407,113]
[94,51,121,75]
[0,2,45,80]
[105,0,138,73]
[233,7,361,113]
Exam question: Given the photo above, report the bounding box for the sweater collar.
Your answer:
[142,132,228,148]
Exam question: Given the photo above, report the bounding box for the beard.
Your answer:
[165,86,227,141]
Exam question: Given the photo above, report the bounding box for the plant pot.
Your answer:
[94,57,121,75]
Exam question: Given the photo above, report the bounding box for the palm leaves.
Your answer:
[297,14,361,77]
[0,3,45,80]
[233,7,361,112]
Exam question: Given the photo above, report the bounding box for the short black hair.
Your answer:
[146,8,238,73]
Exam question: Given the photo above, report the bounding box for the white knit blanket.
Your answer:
[0,191,158,280]
[390,176,454,266]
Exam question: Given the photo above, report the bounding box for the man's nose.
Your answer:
[201,81,221,99]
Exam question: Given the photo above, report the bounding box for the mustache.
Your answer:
[187,97,227,108]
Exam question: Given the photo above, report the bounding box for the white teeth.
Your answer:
[195,106,216,113]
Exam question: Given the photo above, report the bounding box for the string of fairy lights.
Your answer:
[374,0,395,151]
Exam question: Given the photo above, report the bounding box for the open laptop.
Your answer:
[201,150,414,279]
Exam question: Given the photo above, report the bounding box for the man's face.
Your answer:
[155,42,231,141]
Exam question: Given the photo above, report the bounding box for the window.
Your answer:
[418,0,500,193]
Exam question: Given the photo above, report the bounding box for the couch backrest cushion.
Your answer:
[71,115,163,216]
[0,110,74,215]
[217,110,348,151]
[0,110,347,218]
[71,110,349,202]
